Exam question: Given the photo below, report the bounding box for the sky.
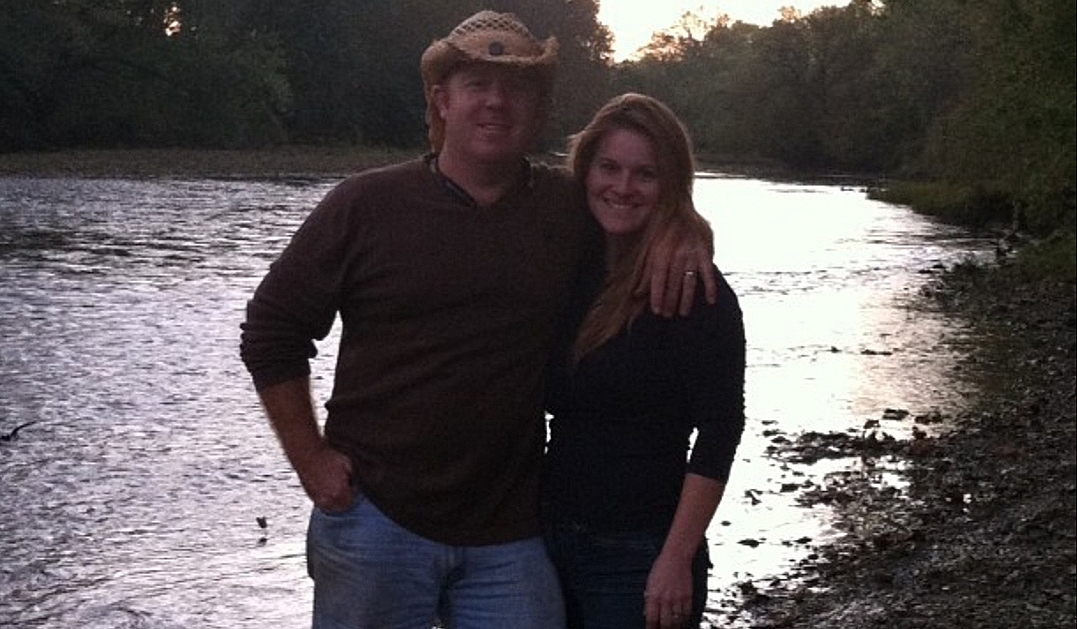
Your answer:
[598,0,846,60]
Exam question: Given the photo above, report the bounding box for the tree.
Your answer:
[0,0,292,150]
[233,0,611,149]
[883,0,1076,233]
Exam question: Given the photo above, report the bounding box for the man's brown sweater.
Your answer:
[241,156,594,545]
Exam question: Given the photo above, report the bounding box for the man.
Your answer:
[240,11,715,629]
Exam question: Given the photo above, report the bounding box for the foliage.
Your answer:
[867,181,1013,228]
[0,0,611,151]
[1012,230,1077,282]
[912,0,1077,236]
[0,0,293,149]
[612,0,1075,240]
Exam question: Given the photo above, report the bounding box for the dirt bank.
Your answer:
[0,147,413,179]
[738,260,1076,628]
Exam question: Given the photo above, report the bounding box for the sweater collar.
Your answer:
[425,153,534,208]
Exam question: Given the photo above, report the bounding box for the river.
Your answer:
[0,174,993,628]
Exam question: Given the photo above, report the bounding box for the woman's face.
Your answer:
[585,127,660,239]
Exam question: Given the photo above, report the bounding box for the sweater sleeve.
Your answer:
[678,268,746,483]
[239,177,363,390]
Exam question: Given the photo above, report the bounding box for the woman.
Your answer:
[542,93,746,629]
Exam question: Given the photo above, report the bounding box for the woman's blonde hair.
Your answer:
[567,93,701,364]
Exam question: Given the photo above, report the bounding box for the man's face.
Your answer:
[432,63,542,165]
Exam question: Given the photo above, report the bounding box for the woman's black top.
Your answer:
[542,264,746,533]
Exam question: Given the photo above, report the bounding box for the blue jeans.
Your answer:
[543,518,710,629]
[307,493,565,629]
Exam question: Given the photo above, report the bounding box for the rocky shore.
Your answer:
[739,259,1076,628]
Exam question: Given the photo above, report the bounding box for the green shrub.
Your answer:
[1013,230,1077,282]
[868,181,1013,228]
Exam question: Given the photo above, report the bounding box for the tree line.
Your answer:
[617,0,1074,237]
[0,0,610,150]
[1,0,1073,235]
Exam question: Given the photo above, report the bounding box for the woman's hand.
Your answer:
[643,551,694,629]
[645,474,726,628]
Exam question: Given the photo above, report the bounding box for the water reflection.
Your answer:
[0,175,992,628]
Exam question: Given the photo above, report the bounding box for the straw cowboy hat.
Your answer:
[421,11,559,150]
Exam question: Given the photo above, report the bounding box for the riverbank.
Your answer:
[0,147,843,184]
[0,147,416,179]
[739,259,1076,628]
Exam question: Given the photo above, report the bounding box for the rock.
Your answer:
[882,408,910,421]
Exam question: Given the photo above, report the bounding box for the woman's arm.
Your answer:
[643,473,725,629]
[644,270,746,628]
